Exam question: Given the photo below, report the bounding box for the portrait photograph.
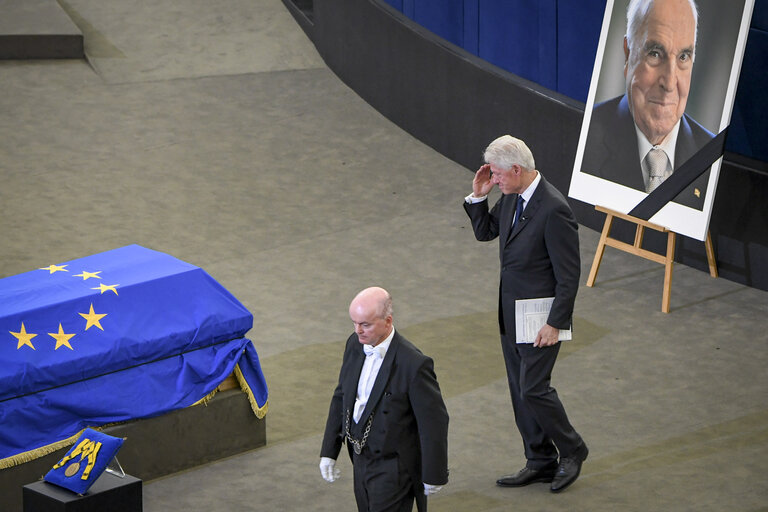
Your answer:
[569,0,755,240]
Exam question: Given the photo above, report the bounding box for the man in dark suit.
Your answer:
[582,0,714,210]
[319,287,449,511]
[463,135,587,493]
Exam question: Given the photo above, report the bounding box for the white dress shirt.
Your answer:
[353,328,394,423]
[515,170,541,220]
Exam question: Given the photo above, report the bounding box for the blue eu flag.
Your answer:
[0,245,268,467]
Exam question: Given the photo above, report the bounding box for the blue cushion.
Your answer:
[44,428,124,495]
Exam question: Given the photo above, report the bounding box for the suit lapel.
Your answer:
[501,194,515,244]
[356,332,399,427]
[675,114,697,166]
[614,96,646,190]
[671,114,708,207]
[342,344,365,417]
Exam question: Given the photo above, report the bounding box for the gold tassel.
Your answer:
[2,360,267,468]
[234,363,269,419]
[191,387,219,407]
[0,429,85,470]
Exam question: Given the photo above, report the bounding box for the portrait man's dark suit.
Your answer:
[321,330,448,512]
[463,174,585,470]
[582,94,714,210]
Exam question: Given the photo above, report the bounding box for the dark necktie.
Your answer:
[512,197,525,231]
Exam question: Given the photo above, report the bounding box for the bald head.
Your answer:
[349,287,393,346]
[350,287,392,317]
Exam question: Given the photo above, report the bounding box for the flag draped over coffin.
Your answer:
[0,245,268,468]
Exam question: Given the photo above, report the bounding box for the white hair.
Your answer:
[483,135,535,171]
[380,292,393,319]
[626,0,699,59]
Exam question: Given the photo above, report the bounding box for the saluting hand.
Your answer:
[472,164,495,198]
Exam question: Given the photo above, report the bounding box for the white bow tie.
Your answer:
[363,344,384,359]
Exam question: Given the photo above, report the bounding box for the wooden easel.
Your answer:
[586,205,718,313]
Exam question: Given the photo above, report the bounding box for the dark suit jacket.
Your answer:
[581,95,714,210]
[463,175,580,339]
[321,330,449,509]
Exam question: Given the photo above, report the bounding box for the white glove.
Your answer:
[423,483,443,496]
[319,457,341,483]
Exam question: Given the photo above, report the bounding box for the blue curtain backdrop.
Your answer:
[727,4,768,160]
[383,0,768,162]
[383,0,605,103]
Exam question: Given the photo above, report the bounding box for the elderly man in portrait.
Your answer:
[581,0,714,210]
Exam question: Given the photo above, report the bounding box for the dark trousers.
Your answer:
[500,333,583,468]
[352,450,418,512]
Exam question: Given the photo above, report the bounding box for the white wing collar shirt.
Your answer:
[353,327,395,423]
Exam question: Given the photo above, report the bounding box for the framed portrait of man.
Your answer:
[569,0,755,240]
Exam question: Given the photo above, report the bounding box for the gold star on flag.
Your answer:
[48,323,76,350]
[10,322,37,350]
[92,283,119,295]
[40,264,68,274]
[74,271,102,281]
[79,304,107,331]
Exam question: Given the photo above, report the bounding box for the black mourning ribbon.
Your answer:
[628,127,728,220]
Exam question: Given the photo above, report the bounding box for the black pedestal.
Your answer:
[23,473,142,512]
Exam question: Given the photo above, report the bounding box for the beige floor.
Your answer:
[2,1,768,511]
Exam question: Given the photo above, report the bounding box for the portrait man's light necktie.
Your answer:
[645,147,670,192]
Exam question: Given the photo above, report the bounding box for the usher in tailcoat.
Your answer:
[321,330,449,511]
[463,175,580,339]
[581,94,715,210]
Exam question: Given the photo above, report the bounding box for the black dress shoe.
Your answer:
[550,445,589,493]
[496,462,558,487]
